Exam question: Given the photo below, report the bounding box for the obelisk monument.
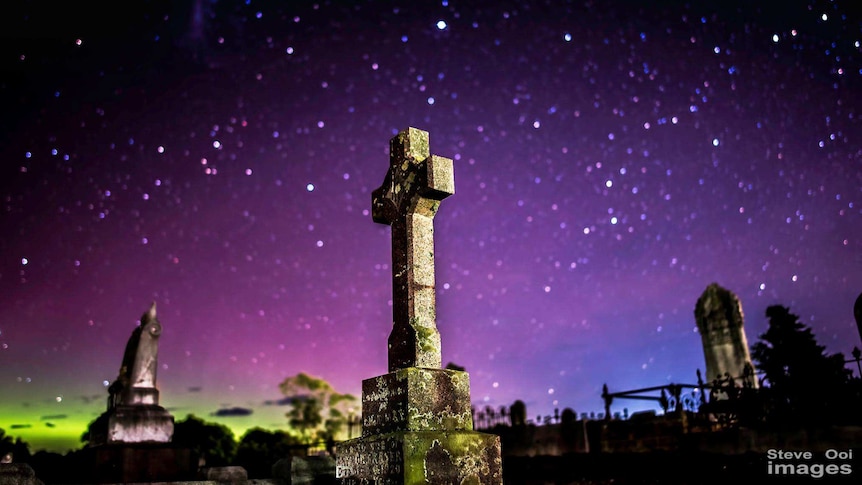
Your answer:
[335,128,502,484]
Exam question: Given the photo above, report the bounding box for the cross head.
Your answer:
[372,127,454,372]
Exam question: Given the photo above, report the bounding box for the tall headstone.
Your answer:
[84,303,194,483]
[694,283,758,387]
[336,128,503,484]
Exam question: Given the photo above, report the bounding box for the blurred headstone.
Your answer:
[694,283,758,388]
[83,303,195,483]
[87,302,174,445]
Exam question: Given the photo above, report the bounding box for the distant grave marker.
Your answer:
[88,302,174,445]
[84,303,195,483]
[694,283,758,388]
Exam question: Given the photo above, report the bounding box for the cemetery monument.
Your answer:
[694,283,758,387]
[88,302,174,445]
[84,302,194,482]
[335,128,503,484]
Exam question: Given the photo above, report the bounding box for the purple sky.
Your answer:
[1,0,861,453]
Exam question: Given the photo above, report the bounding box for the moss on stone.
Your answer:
[414,325,439,354]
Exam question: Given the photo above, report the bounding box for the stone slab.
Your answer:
[361,368,473,436]
[337,430,502,485]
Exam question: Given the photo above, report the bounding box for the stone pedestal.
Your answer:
[87,404,174,446]
[81,443,196,483]
[336,368,502,484]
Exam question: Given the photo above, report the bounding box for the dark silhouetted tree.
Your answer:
[0,429,31,464]
[29,450,67,484]
[234,427,302,478]
[0,428,13,459]
[287,396,323,443]
[751,305,853,425]
[0,428,30,462]
[172,414,237,466]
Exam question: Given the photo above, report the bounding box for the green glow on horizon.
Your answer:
[1,404,294,455]
[0,420,287,455]
[0,419,88,454]
[0,400,102,454]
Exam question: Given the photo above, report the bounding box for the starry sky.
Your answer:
[1,0,861,453]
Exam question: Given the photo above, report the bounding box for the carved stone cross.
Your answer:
[372,128,454,372]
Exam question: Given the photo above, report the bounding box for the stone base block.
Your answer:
[82,444,195,483]
[88,405,174,446]
[336,430,502,485]
[362,368,473,435]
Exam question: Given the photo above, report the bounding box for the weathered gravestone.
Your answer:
[336,128,503,484]
[83,302,195,482]
[694,283,758,388]
[89,302,174,445]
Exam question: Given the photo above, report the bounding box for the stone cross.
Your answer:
[372,127,454,372]
[338,128,501,485]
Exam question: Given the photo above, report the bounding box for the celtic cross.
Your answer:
[372,128,454,372]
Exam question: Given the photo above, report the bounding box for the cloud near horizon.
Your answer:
[39,415,67,421]
[211,407,253,417]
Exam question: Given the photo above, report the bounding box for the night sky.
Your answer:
[1,0,861,453]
